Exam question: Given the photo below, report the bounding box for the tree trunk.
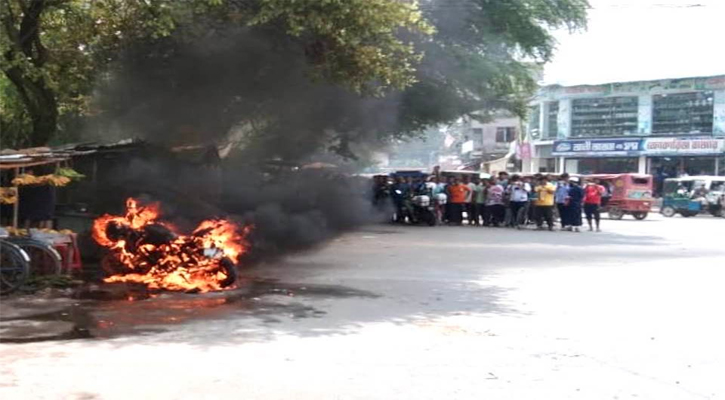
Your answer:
[3,66,58,147]
[1,0,58,147]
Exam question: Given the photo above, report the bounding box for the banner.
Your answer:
[642,138,725,156]
[552,139,642,157]
[516,142,532,160]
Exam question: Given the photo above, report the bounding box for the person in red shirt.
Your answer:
[583,179,606,232]
[447,178,471,225]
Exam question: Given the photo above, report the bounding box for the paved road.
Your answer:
[1,214,724,399]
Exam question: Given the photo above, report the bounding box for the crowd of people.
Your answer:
[373,172,609,232]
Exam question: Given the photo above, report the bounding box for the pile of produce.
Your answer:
[3,227,74,237]
[10,167,84,187]
[0,187,18,204]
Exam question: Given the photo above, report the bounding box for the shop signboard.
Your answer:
[552,139,642,157]
[641,137,725,156]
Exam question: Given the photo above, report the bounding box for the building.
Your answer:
[460,113,521,172]
[525,75,725,176]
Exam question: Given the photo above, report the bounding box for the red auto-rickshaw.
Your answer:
[583,174,654,220]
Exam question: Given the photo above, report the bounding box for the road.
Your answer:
[1,214,724,399]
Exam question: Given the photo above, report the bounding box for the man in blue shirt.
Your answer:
[555,173,570,230]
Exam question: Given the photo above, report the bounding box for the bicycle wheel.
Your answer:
[7,238,63,276]
[0,240,31,295]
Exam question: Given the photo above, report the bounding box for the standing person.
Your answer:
[485,178,505,227]
[372,175,391,212]
[555,173,571,231]
[447,178,470,225]
[498,172,512,226]
[524,175,537,226]
[508,175,529,229]
[534,175,556,231]
[431,176,447,224]
[443,176,455,223]
[463,176,477,225]
[481,179,492,226]
[473,178,487,226]
[566,177,584,232]
[391,176,411,223]
[583,179,606,232]
[497,171,510,188]
[599,179,612,208]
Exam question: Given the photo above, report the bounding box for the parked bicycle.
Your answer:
[5,237,63,276]
[0,239,31,295]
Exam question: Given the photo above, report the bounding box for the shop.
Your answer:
[552,138,644,174]
[551,137,725,177]
[643,137,725,176]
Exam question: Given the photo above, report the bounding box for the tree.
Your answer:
[249,0,434,95]
[399,0,589,132]
[0,0,433,148]
[1,0,58,147]
[2,0,588,162]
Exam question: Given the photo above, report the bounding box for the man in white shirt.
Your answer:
[508,175,530,229]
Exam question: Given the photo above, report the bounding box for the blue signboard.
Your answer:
[552,139,643,157]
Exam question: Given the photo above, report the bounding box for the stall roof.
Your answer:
[0,147,69,170]
[1,138,233,169]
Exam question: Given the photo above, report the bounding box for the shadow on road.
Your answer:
[2,221,718,346]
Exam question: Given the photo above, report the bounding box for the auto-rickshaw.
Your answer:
[583,174,654,220]
[660,176,725,218]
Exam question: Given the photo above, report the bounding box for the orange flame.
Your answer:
[93,198,249,293]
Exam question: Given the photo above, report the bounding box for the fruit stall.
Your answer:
[1,148,83,282]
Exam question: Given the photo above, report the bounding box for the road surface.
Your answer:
[1,214,724,399]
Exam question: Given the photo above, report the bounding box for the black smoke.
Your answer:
[81,9,406,266]
[85,154,382,265]
[92,24,402,163]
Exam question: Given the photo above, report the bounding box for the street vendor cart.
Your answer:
[1,149,83,282]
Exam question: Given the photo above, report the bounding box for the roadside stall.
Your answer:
[0,148,84,278]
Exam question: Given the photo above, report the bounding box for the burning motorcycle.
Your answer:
[94,198,247,292]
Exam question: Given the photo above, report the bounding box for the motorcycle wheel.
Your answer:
[100,253,135,277]
[218,258,238,288]
[632,212,648,220]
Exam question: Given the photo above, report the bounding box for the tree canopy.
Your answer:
[1,0,589,159]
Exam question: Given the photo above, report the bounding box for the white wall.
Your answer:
[469,116,521,153]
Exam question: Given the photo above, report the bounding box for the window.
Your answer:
[545,101,559,139]
[528,105,541,139]
[571,96,638,137]
[472,128,483,148]
[652,91,714,134]
[540,158,556,173]
[496,127,516,143]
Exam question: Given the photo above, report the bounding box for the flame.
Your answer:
[93,198,249,293]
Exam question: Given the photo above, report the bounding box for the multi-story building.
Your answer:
[460,112,521,172]
[525,75,725,176]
